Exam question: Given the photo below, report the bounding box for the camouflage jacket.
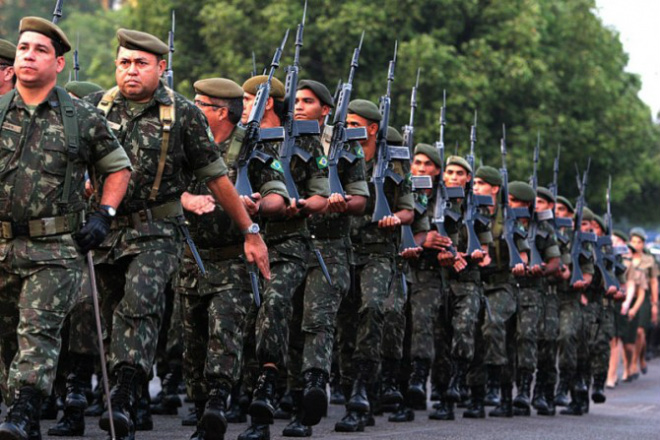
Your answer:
[86,83,227,214]
[0,87,130,222]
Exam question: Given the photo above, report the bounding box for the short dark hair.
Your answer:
[208,96,243,125]
[273,98,286,122]
[17,31,64,57]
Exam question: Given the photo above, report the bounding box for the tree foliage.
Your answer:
[2,0,659,224]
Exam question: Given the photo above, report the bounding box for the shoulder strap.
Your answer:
[149,86,176,201]
[55,86,80,211]
[0,89,17,131]
[97,86,120,116]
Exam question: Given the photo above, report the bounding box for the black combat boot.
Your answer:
[489,384,513,418]
[39,391,58,421]
[445,361,467,404]
[248,366,278,422]
[554,377,570,407]
[150,364,182,415]
[334,385,365,432]
[273,389,293,420]
[428,397,454,420]
[484,365,501,407]
[199,382,230,440]
[135,380,153,431]
[0,386,42,440]
[187,401,206,440]
[388,404,414,422]
[591,374,606,404]
[47,370,89,436]
[282,390,312,437]
[575,376,589,414]
[329,368,344,405]
[237,421,271,440]
[406,358,430,410]
[182,405,198,427]
[84,382,104,417]
[537,382,556,416]
[380,358,403,406]
[463,386,486,419]
[346,363,370,414]
[99,365,137,438]
[532,375,549,413]
[225,383,247,424]
[300,368,328,426]
[513,371,532,413]
[559,388,583,416]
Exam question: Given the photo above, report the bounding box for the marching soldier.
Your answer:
[0,17,131,439]
[0,39,16,96]
[85,29,269,440]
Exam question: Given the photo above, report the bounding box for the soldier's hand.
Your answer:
[529,264,544,277]
[470,249,486,262]
[453,253,467,272]
[378,215,401,229]
[572,279,588,291]
[84,179,94,199]
[478,253,492,267]
[74,209,112,255]
[244,233,270,280]
[242,193,262,217]
[605,285,618,296]
[437,250,455,266]
[400,246,422,259]
[182,192,216,215]
[285,199,307,218]
[559,265,571,281]
[512,263,526,277]
[580,293,588,306]
[424,231,453,251]
[327,193,351,213]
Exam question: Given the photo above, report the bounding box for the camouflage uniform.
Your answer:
[287,141,368,389]
[0,87,130,399]
[174,127,288,399]
[85,83,227,378]
[337,157,413,384]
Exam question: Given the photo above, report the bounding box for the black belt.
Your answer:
[111,200,183,230]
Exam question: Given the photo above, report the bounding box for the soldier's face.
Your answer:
[242,92,255,124]
[346,113,377,146]
[580,220,592,233]
[444,164,470,188]
[630,235,645,253]
[115,47,165,103]
[508,195,529,209]
[412,154,440,177]
[591,220,604,236]
[295,89,328,123]
[0,60,14,94]
[555,203,572,219]
[473,177,499,200]
[15,32,64,89]
[536,197,552,212]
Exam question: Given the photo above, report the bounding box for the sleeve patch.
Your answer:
[316,155,329,169]
[270,159,284,173]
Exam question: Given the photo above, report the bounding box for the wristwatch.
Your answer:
[99,205,117,217]
[242,223,260,235]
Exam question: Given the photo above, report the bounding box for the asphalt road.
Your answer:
[10,358,660,440]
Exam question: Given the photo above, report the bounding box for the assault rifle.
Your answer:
[325,32,367,197]
[527,133,545,267]
[593,175,621,290]
[548,145,572,243]
[323,79,342,128]
[234,31,289,197]
[251,51,257,77]
[569,159,597,285]
[164,10,176,89]
[73,34,80,81]
[52,0,64,23]
[280,1,319,201]
[500,125,528,268]
[462,111,492,255]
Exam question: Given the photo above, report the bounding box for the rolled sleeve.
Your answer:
[396,193,415,211]
[344,180,370,197]
[94,147,132,175]
[259,180,290,204]
[305,176,330,197]
[194,157,228,183]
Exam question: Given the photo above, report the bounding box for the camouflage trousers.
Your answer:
[514,285,541,376]
[445,277,482,363]
[288,238,350,389]
[408,268,443,362]
[557,291,588,380]
[537,289,559,386]
[175,257,253,400]
[481,280,517,367]
[336,250,394,383]
[255,235,309,368]
[154,281,183,381]
[0,240,83,400]
[382,261,408,361]
[96,249,180,376]
[585,298,614,377]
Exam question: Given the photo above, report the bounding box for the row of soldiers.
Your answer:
[0,12,657,440]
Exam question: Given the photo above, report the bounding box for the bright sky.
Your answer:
[595,0,660,120]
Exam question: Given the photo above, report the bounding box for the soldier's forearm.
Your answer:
[259,194,287,217]
[207,175,252,230]
[345,195,367,215]
[301,195,327,215]
[99,168,131,209]
[394,209,414,225]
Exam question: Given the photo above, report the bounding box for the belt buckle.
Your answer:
[1,222,12,239]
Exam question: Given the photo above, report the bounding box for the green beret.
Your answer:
[581,207,595,222]
[414,143,441,168]
[116,28,168,56]
[536,186,555,203]
[298,79,334,108]
[613,229,629,243]
[65,81,103,98]
[593,214,606,232]
[556,195,574,213]
[475,166,502,186]
[508,181,536,203]
[0,39,16,62]
[630,227,647,242]
[194,78,243,99]
[348,99,382,122]
[446,155,472,174]
[19,16,71,54]
[242,75,285,100]
[387,126,403,146]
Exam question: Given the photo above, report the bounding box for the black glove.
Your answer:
[74,209,112,254]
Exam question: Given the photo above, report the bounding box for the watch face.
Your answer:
[249,223,260,233]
